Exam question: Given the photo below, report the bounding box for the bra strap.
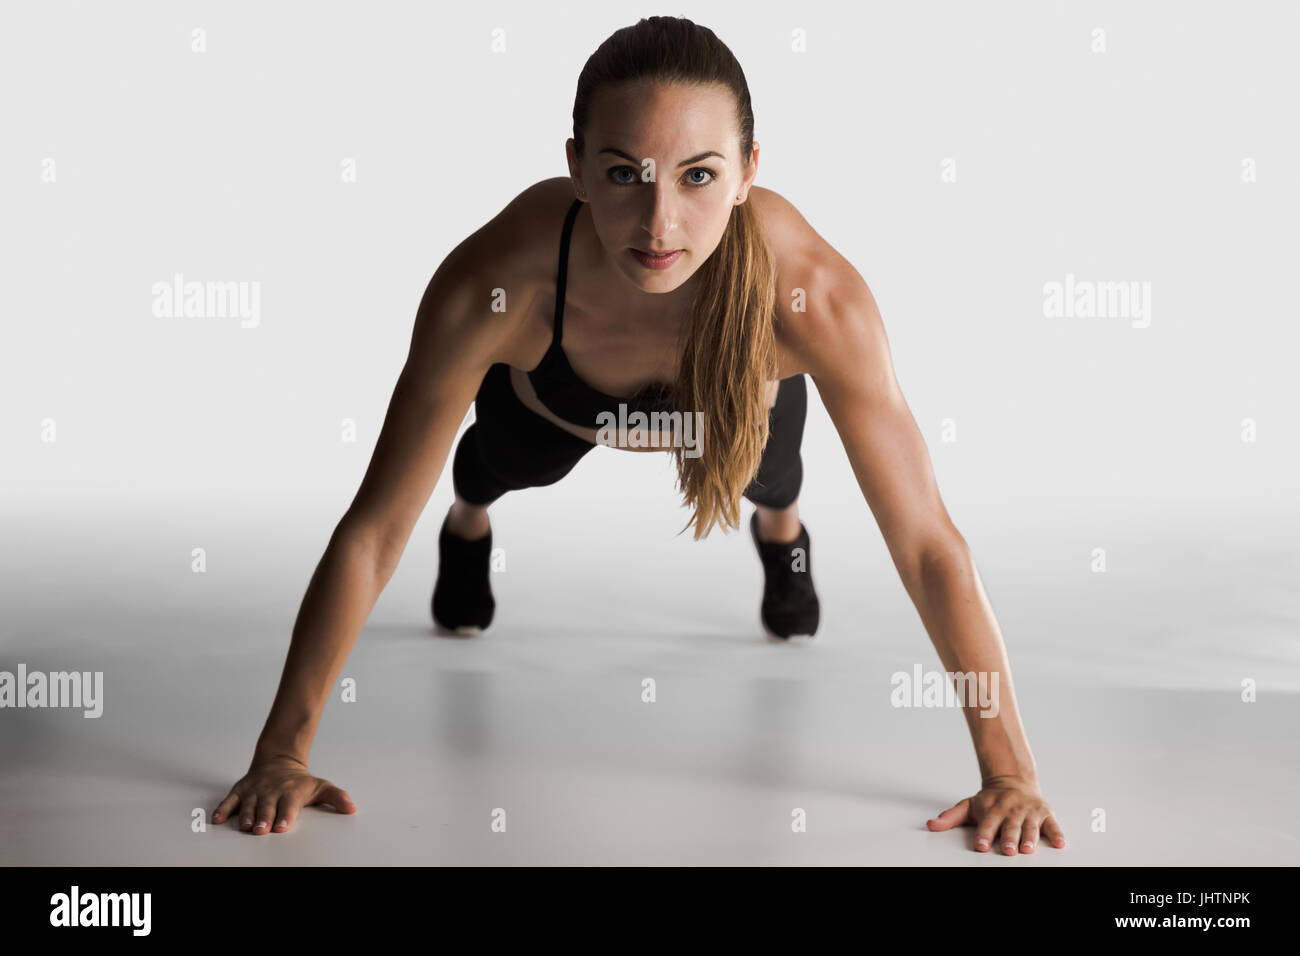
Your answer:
[553,198,584,344]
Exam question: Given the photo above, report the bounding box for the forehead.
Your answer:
[587,81,737,157]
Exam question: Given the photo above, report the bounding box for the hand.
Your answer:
[926,775,1065,855]
[213,754,356,835]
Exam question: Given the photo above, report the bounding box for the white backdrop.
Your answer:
[2,1,1299,867]
[4,0,1296,514]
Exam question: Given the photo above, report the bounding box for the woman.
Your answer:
[215,16,1066,857]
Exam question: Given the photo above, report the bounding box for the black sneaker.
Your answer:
[749,512,820,640]
[431,516,495,634]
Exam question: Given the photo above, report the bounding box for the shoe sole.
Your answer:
[431,621,488,638]
[760,620,817,644]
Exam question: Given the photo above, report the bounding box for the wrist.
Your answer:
[253,729,312,767]
[255,706,318,763]
[977,747,1038,789]
[981,770,1040,790]
[252,746,308,765]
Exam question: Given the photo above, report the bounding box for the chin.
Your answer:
[630,276,684,294]
[619,262,695,294]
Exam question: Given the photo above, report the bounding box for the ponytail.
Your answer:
[672,197,777,538]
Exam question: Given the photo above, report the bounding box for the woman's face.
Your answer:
[567,81,759,295]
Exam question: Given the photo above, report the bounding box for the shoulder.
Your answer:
[489,176,578,261]
[413,178,575,362]
[748,185,863,311]
[748,186,886,378]
[432,177,574,294]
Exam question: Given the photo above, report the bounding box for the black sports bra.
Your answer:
[525,198,678,431]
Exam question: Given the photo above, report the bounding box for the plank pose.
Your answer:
[216,16,1066,857]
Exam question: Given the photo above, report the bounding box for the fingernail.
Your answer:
[976,839,988,849]
[1022,841,1034,850]
[275,820,286,830]
[1003,842,1016,852]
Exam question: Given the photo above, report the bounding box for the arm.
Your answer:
[253,262,501,763]
[214,221,527,835]
[789,250,1066,855]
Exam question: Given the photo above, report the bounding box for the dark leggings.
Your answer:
[452,363,807,510]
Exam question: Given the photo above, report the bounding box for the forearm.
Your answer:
[253,525,392,764]
[903,546,1038,785]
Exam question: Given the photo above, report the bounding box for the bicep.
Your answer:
[805,273,962,584]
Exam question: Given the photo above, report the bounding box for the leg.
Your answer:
[445,432,496,540]
[443,362,598,536]
[443,419,504,542]
[744,373,807,521]
[744,374,819,640]
[754,499,802,544]
[433,363,596,632]
[446,493,491,540]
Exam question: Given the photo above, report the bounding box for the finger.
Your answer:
[275,783,322,833]
[999,810,1028,856]
[273,791,308,833]
[974,809,1003,853]
[926,798,971,831]
[1041,813,1067,849]
[239,795,260,832]
[309,783,358,815]
[1020,813,1042,854]
[213,789,243,825]
[251,796,277,835]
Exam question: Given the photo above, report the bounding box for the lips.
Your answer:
[629,247,683,270]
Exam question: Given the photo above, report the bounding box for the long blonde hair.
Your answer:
[572,16,779,539]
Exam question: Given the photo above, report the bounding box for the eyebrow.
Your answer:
[597,147,725,167]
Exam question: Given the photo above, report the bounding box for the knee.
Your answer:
[451,425,504,507]
[744,458,802,510]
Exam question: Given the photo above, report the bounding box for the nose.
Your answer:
[638,181,677,245]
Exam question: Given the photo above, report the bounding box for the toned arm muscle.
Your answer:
[244,214,534,763]
[757,190,1058,849]
[337,241,529,575]
[797,260,963,587]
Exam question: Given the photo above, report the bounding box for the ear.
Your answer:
[565,138,586,199]
[736,140,760,203]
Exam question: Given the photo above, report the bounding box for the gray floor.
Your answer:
[2,485,1298,865]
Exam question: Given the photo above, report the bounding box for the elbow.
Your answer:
[912,532,972,590]
[332,516,401,581]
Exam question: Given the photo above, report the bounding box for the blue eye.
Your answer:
[605,165,717,188]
